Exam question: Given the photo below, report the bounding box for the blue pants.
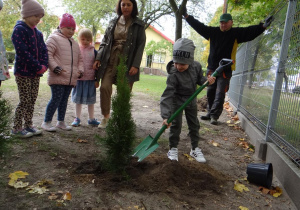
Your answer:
[44,85,72,122]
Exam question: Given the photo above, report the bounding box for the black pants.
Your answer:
[206,71,231,120]
[169,103,200,149]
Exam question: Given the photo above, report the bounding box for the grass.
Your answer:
[134,73,208,100]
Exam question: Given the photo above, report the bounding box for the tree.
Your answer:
[62,0,116,41]
[144,40,172,68]
[0,0,59,51]
[97,56,136,173]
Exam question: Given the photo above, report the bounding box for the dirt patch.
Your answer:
[0,89,297,210]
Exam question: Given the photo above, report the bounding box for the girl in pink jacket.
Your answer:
[71,28,99,127]
[41,13,84,132]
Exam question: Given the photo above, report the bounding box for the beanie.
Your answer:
[59,13,76,29]
[21,0,44,19]
[173,38,195,65]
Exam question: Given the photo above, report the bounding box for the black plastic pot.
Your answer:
[246,163,273,188]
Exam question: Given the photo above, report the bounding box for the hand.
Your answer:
[129,67,138,76]
[53,66,63,75]
[263,16,274,28]
[162,119,172,129]
[78,72,83,79]
[207,75,216,85]
[95,81,99,88]
[179,4,188,18]
[4,71,10,79]
[93,61,101,70]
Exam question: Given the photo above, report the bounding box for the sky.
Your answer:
[45,0,224,41]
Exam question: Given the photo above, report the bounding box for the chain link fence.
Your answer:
[228,0,300,167]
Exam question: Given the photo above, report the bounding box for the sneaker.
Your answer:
[98,118,109,129]
[167,148,178,161]
[11,129,33,138]
[210,118,218,125]
[71,118,81,127]
[25,126,42,135]
[200,114,211,120]
[88,118,100,127]
[56,121,72,131]
[41,122,57,132]
[190,147,206,163]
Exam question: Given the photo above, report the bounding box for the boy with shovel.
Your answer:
[160,38,215,162]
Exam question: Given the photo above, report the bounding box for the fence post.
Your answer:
[265,0,297,142]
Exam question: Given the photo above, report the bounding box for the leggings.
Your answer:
[13,76,40,130]
[44,85,73,122]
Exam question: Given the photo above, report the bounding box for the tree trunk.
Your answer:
[169,0,188,41]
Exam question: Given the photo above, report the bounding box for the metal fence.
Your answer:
[228,0,300,167]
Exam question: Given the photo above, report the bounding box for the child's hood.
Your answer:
[14,20,32,29]
[166,60,178,74]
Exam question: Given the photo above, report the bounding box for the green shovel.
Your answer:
[132,59,234,162]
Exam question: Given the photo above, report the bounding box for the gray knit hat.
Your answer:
[21,0,44,19]
[173,38,195,65]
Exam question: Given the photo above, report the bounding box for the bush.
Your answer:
[0,90,13,157]
[6,51,15,64]
[97,56,136,173]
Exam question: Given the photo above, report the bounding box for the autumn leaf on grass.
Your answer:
[63,191,72,201]
[13,181,29,189]
[183,154,194,161]
[77,139,88,143]
[8,171,29,187]
[27,185,49,194]
[239,206,249,210]
[234,180,249,192]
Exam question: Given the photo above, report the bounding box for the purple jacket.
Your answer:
[11,21,48,77]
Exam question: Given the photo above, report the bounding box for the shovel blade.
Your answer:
[132,135,159,162]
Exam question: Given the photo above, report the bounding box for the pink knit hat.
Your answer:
[21,0,44,18]
[59,13,76,29]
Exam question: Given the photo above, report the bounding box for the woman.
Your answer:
[93,0,146,128]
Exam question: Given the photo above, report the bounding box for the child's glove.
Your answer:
[78,72,83,79]
[53,66,63,75]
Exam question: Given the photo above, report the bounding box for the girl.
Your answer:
[93,0,146,129]
[41,13,84,132]
[11,0,48,138]
[71,28,99,127]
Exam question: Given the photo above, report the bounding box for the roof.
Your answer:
[148,25,174,44]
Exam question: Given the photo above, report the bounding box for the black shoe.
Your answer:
[200,114,211,120]
[210,118,218,125]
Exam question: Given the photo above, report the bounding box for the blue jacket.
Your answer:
[11,21,48,77]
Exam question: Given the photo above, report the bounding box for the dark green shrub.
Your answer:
[98,56,136,172]
[0,90,13,157]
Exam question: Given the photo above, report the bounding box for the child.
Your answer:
[41,13,84,132]
[11,0,48,138]
[160,38,215,162]
[0,0,10,87]
[71,28,99,127]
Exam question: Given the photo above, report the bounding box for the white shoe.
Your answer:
[167,148,178,161]
[56,121,72,130]
[41,122,57,132]
[190,147,206,163]
[98,118,109,129]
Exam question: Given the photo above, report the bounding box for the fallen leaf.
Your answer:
[228,124,235,127]
[234,180,249,192]
[49,193,58,200]
[63,191,72,200]
[8,171,29,187]
[142,105,148,108]
[223,137,228,141]
[239,138,245,141]
[259,186,270,194]
[212,141,220,147]
[226,120,232,124]
[234,120,241,124]
[239,206,249,210]
[183,154,194,161]
[27,186,49,194]
[270,186,282,197]
[13,181,29,188]
[77,139,88,143]
[232,115,239,121]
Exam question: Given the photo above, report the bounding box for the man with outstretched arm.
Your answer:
[182,6,273,125]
